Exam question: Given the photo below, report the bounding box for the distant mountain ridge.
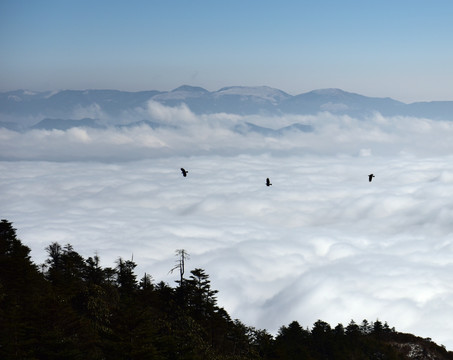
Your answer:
[1,86,453,129]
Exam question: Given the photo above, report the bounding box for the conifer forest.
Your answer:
[1,219,452,359]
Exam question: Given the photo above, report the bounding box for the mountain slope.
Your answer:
[279,88,406,116]
[1,86,453,125]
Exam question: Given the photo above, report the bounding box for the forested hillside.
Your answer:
[1,219,452,359]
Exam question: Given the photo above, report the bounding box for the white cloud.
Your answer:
[2,109,453,161]
[68,127,92,143]
[1,107,453,349]
[71,103,107,121]
[146,100,197,125]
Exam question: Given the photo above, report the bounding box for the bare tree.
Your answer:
[169,249,190,285]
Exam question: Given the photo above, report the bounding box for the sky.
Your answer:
[2,0,453,351]
[1,0,453,102]
[2,103,453,349]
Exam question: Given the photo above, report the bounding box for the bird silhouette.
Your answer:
[181,168,188,177]
[266,178,272,186]
[368,174,375,182]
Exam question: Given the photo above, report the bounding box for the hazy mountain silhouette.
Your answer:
[1,86,453,131]
[234,122,313,136]
[31,118,105,131]
[279,88,407,117]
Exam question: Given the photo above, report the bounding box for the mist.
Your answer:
[2,102,453,161]
[1,105,453,349]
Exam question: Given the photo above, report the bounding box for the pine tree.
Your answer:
[0,220,47,358]
[187,268,218,317]
[115,257,138,294]
[274,321,311,359]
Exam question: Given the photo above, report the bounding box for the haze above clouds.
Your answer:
[2,0,453,351]
[1,102,453,349]
[1,0,453,102]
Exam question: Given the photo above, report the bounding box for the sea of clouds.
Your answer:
[1,102,453,349]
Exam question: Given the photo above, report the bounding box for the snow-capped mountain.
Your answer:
[214,86,291,104]
[1,86,453,131]
[152,85,209,101]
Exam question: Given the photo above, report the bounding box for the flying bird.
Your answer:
[181,168,188,177]
[266,178,272,186]
[368,174,375,182]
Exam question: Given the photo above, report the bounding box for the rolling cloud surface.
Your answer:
[1,104,453,348]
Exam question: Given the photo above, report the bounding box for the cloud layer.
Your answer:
[1,106,453,349]
[2,100,453,161]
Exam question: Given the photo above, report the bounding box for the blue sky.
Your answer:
[1,0,452,102]
[3,1,453,349]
